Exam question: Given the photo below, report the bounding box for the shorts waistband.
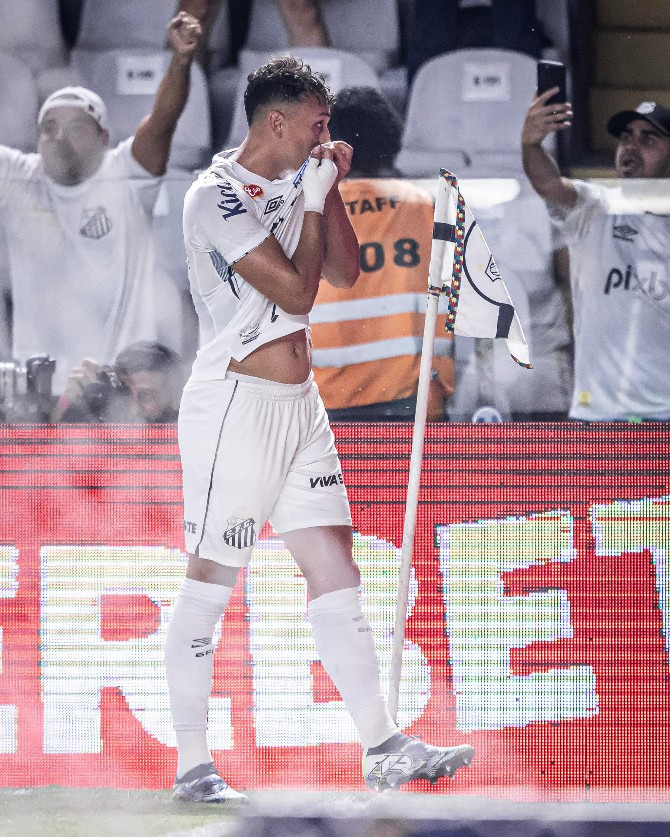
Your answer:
[225,370,314,400]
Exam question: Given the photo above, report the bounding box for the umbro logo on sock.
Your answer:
[191,637,214,658]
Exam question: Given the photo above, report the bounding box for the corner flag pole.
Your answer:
[387,168,456,723]
[386,168,531,721]
[387,284,442,722]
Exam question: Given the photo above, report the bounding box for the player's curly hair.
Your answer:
[244,55,334,125]
[328,86,403,176]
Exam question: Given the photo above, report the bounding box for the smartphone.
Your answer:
[537,59,566,105]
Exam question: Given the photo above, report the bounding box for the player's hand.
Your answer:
[315,141,353,183]
[521,89,573,146]
[302,155,338,214]
[168,11,202,62]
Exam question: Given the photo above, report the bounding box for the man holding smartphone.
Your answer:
[521,89,670,422]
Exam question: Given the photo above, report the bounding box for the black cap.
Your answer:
[607,101,670,138]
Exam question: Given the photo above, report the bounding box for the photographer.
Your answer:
[51,341,186,423]
[0,354,57,423]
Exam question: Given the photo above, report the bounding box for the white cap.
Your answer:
[38,86,109,131]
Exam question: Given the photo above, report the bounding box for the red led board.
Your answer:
[0,423,668,799]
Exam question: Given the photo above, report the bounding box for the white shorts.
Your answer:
[178,372,352,567]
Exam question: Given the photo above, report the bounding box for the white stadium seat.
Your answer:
[71,48,212,170]
[239,0,406,113]
[0,52,39,152]
[396,48,542,179]
[244,0,400,75]
[0,0,68,76]
[76,0,178,50]
[76,0,232,74]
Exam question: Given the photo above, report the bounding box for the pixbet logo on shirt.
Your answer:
[604,264,669,303]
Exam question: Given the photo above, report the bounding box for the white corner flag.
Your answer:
[387,168,531,722]
[431,168,531,368]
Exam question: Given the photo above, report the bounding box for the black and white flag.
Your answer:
[430,169,531,368]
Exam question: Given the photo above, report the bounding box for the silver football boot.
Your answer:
[363,732,475,791]
[172,762,248,804]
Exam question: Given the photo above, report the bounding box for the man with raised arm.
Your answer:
[0,10,202,392]
[166,56,475,803]
[522,91,670,422]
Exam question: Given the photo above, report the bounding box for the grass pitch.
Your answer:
[4,786,670,837]
[0,787,242,837]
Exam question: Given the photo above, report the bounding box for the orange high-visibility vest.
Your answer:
[311,178,454,410]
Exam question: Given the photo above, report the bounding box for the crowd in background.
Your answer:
[0,0,668,424]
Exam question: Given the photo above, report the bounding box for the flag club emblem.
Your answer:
[243,184,264,199]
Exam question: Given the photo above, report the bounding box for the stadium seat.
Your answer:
[215,47,382,149]
[0,52,39,152]
[76,0,178,50]
[237,0,406,112]
[70,48,212,170]
[152,168,197,294]
[76,0,232,74]
[35,66,78,106]
[396,48,541,179]
[243,0,400,75]
[0,0,68,76]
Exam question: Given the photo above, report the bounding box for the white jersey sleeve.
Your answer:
[185,172,270,265]
[547,181,605,247]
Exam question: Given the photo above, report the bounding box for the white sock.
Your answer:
[165,576,233,779]
[308,587,398,749]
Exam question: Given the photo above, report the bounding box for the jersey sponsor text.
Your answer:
[309,473,344,489]
[216,181,247,221]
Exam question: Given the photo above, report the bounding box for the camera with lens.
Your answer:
[81,365,128,420]
[0,354,57,422]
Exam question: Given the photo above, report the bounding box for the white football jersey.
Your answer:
[551,181,670,421]
[183,153,310,381]
[0,139,167,392]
